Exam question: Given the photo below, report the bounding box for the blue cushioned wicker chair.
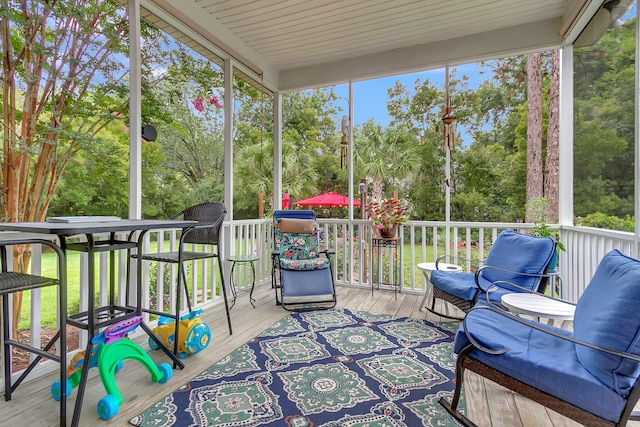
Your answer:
[427,229,556,319]
[441,249,640,427]
[271,212,336,311]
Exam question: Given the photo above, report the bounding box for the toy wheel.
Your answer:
[157,363,173,384]
[50,378,73,401]
[148,337,159,350]
[97,394,119,420]
[185,322,212,355]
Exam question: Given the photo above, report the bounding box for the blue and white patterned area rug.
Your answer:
[129,308,464,426]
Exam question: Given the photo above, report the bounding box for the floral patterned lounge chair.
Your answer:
[272,214,336,311]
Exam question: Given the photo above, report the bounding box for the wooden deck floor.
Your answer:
[3,283,639,426]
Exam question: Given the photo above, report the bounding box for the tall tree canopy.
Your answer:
[0,0,131,223]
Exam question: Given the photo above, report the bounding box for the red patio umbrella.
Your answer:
[294,191,361,208]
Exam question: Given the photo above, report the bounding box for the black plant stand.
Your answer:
[371,236,401,297]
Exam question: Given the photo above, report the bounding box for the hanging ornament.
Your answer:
[340,115,350,169]
[442,76,457,153]
[442,106,456,150]
[443,66,456,193]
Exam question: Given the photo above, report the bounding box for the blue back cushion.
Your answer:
[574,250,640,395]
[274,210,316,221]
[480,230,555,292]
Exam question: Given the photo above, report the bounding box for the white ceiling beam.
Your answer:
[278,17,564,91]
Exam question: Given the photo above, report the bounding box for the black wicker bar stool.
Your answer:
[0,238,67,426]
[132,202,232,364]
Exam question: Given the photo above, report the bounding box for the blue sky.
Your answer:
[333,64,485,128]
[331,1,639,128]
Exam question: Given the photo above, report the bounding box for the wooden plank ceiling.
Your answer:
[142,0,610,90]
[197,0,569,69]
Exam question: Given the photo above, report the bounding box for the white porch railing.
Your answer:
[2,220,637,391]
[227,219,639,304]
[559,225,639,301]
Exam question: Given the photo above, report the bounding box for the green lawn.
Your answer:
[20,242,221,328]
[21,240,461,328]
[21,250,83,328]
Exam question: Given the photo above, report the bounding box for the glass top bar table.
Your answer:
[0,218,228,427]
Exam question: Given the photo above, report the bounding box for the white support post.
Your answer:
[348,81,354,220]
[273,91,283,209]
[558,45,574,228]
[445,66,451,256]
[126,0,142,310]
[223,58,234,295]
[558,45,574,280]
[224,58,234,220]
[128,0,142,220]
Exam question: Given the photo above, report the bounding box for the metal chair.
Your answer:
[0,239,67,426]
[270,210,316,300]
[427,229,556,319]
[441,249,640,427]
[271,214,336,311]
[134,202,232,362]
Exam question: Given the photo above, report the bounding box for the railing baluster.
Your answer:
[2,220,638,387]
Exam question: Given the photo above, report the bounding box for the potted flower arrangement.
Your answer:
[365,198,408,238]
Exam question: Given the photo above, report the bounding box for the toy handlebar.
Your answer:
[91,316,144,346]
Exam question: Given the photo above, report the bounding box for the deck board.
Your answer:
[3,282,639,426]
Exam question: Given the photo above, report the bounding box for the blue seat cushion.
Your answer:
[455,307,627,423]
[430,272,478,301]
[430,271,515,304]
[281,268,335,297]
[573,250,640,396]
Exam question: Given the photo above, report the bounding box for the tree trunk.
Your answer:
[258,193,264,217]
[545,50,560,223]
[372,177,384,202]
[525,52,543,222]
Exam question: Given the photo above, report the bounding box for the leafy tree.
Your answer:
[233,88,342,218]
[384,76,450,219]
[0,1,134,221]
[283,89,340,153]
[0,0,192,335]
[576,212,634,232]
[574,18,636,220]
[353,121,419,203]
[234,135,318,217]
[573,121,627,216]
[453,143,511,221]
[154,81,225,202]
[1,0,133,336]
[48,121,131,217]
[387,78,442,139]
[469,53,564,222]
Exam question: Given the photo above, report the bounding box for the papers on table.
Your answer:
[45,216,122,223]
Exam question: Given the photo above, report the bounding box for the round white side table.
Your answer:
[417,262,462,312]
[501,293,575,328]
